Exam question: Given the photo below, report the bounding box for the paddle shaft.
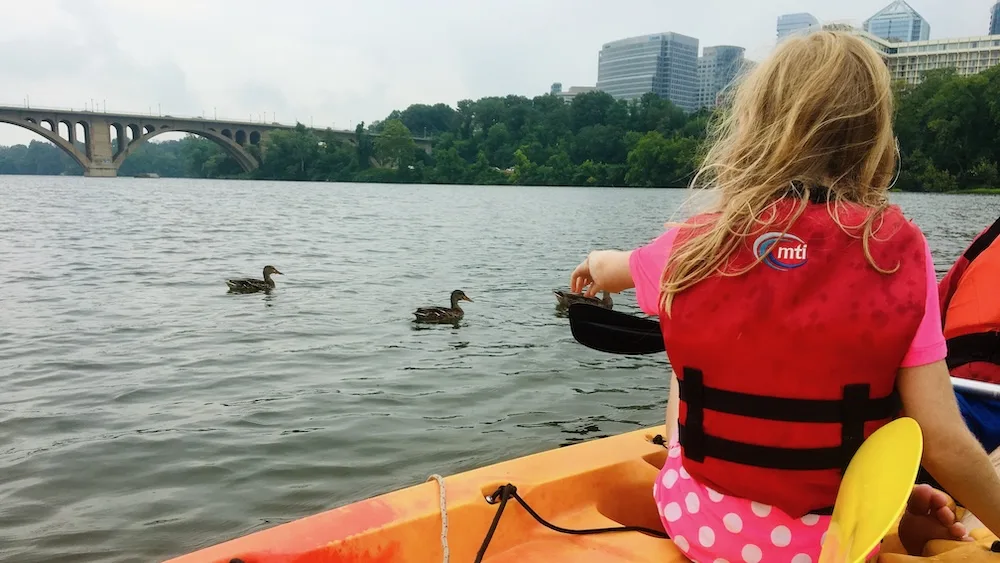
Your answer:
[952,376,1000,400]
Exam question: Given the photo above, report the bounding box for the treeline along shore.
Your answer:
[1,67,999,193]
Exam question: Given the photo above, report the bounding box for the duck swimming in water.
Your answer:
[554,289,613,310]
[413,290,473,324]
[227,265,282,293]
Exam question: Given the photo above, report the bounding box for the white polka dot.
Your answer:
[741,544,762,563]
[791,555,812,563]
[669,446,681,458]
[751,501,772,517]
[771,525,792,547]
[679,465,690,479]
[821,531,827,546]
[800,514,820,526]
[661,469,679,489]
[723,513,744,533]
[685,492,701,514]
[706,486,725,502]
[674,535,690,553]
[663,502,682,522]
[699,526,716,547]
[713,560,730,563]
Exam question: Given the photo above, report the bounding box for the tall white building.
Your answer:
[777,13,821,42]
[597,32,701,111]
[697,46,746,109]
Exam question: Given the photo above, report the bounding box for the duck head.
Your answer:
[263,265,283,277]
[451,290,473,306]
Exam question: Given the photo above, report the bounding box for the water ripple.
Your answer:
[0,176,996,562]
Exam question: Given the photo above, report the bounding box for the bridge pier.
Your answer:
[85,118,118,177]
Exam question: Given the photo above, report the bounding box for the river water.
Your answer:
[0,176,997,562]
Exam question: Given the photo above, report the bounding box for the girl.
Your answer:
[569,31,1000,562]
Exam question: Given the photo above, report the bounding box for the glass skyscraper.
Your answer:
[596,32,700,112]
[991,1,1000,35]
[697,46,746,109]
[863,0,930,42]
[777,13,820,42]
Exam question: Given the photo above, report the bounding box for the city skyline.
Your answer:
[0,0,993,146]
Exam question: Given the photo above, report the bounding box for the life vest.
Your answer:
[661,198,927,518]
[938,216,1000,384]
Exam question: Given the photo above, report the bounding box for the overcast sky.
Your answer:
[0,0,992,145]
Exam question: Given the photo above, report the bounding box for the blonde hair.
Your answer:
[661,31,899,314]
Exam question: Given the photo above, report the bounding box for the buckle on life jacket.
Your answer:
[946,332,1000,370]
[677,366,899,472]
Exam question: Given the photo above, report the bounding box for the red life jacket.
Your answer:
[938,216,1000,384]
[661,198,926,518]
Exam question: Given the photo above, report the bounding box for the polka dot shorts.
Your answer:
[653,434,832,563]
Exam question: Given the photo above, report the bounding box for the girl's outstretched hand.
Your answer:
[570,254,598,296]
[571,250,635,296]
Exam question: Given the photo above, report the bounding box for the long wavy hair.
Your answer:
[660,31,900,315]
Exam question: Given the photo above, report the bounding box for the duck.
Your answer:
[413,290,473,324]
[226,265,282,293]
[554,289,613,310]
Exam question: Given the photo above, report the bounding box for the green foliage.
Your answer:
[7,68,1000,192]
[0,140,82,175]
[374,119,418,169]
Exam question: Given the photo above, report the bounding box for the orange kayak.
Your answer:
[166,426,1000,563]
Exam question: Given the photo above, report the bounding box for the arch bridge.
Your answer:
[0,106,433,177]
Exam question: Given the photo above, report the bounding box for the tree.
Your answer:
[625,132,700,188]
[375,119,417,169]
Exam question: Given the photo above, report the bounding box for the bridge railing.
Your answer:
[0,103,433,141]
[0,102,306,127]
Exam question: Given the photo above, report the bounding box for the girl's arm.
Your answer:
[898,360,1000,536]
[665,370,680,440]
[570,250,635,296]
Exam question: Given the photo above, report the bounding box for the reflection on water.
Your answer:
[0,176,996,562]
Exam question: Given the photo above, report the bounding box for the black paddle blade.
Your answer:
[567,303,665,355]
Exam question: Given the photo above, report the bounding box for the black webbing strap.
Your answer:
[840,384,871,475]
[964,215,1000,263]
[677,423,849,470]
[946,332,1000,369]
[677,378,899,423]
[682,367,706,463]
[677,367,896,472]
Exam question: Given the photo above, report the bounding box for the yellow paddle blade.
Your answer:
[818,417,923,563]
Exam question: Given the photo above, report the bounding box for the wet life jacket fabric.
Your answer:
[660,199,927,518]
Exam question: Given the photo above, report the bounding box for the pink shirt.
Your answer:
[628,227,947,367]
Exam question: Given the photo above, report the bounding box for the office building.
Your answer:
[990,1,1000,35]
[847,27,1000,85]
[777,13,821,42]
[555,86,598,104]
[863,0,930,43]
[697,45,746,109]
[596,32,700,112]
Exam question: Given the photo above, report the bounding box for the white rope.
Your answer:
[426,474,450,563]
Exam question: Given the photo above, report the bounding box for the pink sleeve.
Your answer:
[900,236,948,368]
[628,228,680,316]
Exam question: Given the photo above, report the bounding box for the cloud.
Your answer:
[0,0,992,145]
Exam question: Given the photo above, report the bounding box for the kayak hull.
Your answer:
[166,426,1000,563]
[166,426,683,563]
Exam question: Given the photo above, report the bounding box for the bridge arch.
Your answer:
[111,126,259,173]
[0,115,90,170]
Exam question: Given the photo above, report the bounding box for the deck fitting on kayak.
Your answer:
[474,483,669,563]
